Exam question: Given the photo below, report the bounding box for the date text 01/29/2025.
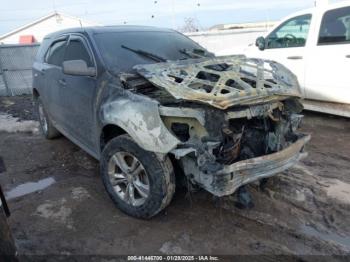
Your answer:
[127,255,220,261]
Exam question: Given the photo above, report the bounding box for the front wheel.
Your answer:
[100,134,175,219]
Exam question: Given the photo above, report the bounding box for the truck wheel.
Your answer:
[35,97,60,139]
[100,134,175,219]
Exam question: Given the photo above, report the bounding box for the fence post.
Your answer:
[0,45,10,96]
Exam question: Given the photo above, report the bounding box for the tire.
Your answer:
[34,97,60,139]
[100,134,175,219]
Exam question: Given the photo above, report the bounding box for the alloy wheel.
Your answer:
[107,152,150,206]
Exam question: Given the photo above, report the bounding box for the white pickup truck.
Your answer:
[244,1,350,117]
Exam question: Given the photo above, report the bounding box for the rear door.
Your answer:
[59,34,97,149]
[248,14,313,97]
[305,6,350,103]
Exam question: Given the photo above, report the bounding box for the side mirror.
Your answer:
[63,60,96,77]
[255,36,266,51]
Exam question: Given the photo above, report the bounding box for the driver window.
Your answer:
[45,40,66,66]
[64,37,94,67]
[266,14,312,49]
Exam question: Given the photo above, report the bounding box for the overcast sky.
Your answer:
[0,0,337,35]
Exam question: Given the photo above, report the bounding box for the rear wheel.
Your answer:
[100,134,175,219]
[35,97,60,139]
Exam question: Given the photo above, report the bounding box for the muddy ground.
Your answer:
[0,95,349,261]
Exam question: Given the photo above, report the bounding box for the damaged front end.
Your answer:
[117,55,310,197]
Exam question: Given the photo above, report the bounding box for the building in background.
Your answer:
[0,12,99,44]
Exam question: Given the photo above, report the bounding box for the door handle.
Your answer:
[287,56,303,60]
[58,79,66,87]
[346,55,350,58]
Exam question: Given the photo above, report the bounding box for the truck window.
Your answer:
[318,6,350,45]
[64,37,93,67]
[266,14,312,49]
[45,40,66,66]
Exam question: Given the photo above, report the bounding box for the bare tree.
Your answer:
[178,17,201,33]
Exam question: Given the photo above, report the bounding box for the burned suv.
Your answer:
[33,26,310,218]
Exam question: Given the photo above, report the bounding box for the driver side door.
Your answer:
[59,34,97,151]
[249,14,312,96]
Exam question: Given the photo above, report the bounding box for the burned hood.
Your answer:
[133,55,301,109]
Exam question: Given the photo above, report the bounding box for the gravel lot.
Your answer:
[0,95,349,261]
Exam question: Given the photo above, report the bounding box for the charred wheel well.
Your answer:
[100,124,127,151]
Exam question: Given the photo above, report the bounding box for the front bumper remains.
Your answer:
[196,134,310,197]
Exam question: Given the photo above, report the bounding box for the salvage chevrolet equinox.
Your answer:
[32,26,310,218]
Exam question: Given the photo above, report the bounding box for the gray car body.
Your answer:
[33,26,309,197]
[33,26,191,159]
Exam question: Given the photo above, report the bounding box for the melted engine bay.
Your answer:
[117,55,310,196]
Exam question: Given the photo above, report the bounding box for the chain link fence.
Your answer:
[0,44,39,96]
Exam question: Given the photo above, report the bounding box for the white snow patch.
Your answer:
[325,179,350,204]
[0,113,38,133]
[5,177,56,200]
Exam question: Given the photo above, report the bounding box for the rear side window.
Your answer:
[64,38,93,67]
[45,40,66,66]
[318,6,350,45]
[36,38,51,62]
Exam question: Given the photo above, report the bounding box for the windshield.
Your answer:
[94,31,208,72]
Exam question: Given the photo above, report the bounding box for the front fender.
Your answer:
[101,96,180,154]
